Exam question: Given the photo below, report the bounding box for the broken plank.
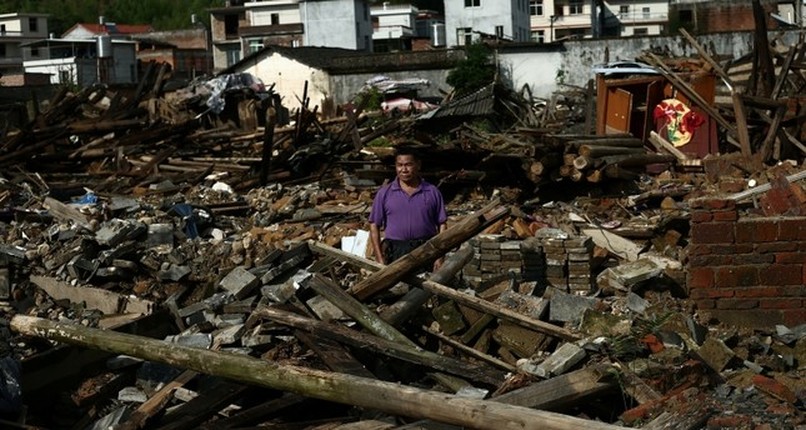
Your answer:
[30,275,153,316]
[493,363,616,409]
[254,306,505,386]
[580,228,644,262]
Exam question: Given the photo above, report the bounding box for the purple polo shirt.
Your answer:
[369,178,447,241]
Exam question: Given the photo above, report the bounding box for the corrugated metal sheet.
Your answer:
[424,83,496,119]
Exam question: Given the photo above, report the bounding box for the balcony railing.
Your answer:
[616,11,668,23]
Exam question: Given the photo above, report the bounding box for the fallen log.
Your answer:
[578,145,645,158]
[10,316,626,430]
[349,200,509,300]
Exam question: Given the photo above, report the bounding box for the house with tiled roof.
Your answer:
[62,22,155,39]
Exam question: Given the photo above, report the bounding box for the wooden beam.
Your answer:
[493,363,615,409]
[10,316,628,430]
[731,90,753,157]
[349,200,509,300]
[254,306,505,386]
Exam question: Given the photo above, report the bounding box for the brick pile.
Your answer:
[537,229,593,295]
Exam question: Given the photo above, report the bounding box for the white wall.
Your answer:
[445,0,530,46]
[238,51,332,108]
[301,0,372,51]
[498,49,563,98]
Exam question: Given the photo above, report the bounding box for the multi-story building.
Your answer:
[371,3,445,52]
[669,0,780,34]
[22,37,138,86]
[444,0,531,47]
[209,0,372,71]
[528,0,669,43]
[606,0,669,37]
[0,13,49,83]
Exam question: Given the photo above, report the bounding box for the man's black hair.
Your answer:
[394,146,420,160]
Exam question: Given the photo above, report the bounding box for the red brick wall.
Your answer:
[687,198,806,327]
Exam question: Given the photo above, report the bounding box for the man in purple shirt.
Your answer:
[369,147,448,271]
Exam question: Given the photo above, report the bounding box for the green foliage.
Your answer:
[0,0,222,33]
[355,87,383,111]
[367,136,391,147]
[446,42,495,97]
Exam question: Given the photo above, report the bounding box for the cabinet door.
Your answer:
[605,87,632,134]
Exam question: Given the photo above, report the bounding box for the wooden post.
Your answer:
[10,316,627,430]
[731,91,753,157]
[260,102,277,186]
[349,200,509,300]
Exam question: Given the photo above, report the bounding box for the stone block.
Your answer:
[549,290,596,323]
[532,342,586,378]
[146,223,174,248]
[219,266,259,299]
[306,295,344,322]
[164,333,212,349]
[213,323,245,345]
[495,290,547,320]
[95,219,146,247]
[433,301,466,335]
[492,322,542,358]
[697,337,736,372]
[241,324,273,347]
[117,387,147,403]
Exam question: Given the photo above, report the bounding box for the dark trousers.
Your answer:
[382,238,428,264]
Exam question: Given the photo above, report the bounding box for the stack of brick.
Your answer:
[537,229,593,295]
[463,234,524,288]
[687,197,806,327]
[520,237,546,282]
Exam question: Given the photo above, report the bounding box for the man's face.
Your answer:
[395,154,420,182]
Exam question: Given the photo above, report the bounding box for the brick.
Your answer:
[752,375,798,404]
[759,298,801,309]
[774,251,806,263]
[712,210,738,221]
[695,299,715,309]
[715,298,758,309]
[782,309,806,326]
[689,198,735,210]
[689,288,734,299]
[690,222,734,244]
[736,219,777,243]
[708,415,752,428]
[686,244,710,256]
[689,255,733,266]
[688,267,714,288]
[765,264,801,285]
[755,242,798,253]
[715,266,759,287]
[732,253,774,265]
[782,285,805,296]
[733,287,783,298]
[690,211,713,223]
[759,184,794,216]
[707,244,751,255]
[777,218,806,241]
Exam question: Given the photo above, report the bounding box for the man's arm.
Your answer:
[369,223,385,265]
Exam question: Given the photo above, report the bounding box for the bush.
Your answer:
[446,43,495,96]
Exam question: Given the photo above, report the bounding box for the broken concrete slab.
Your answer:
[531,342,587,378]
[549,290,597,323]
[697,337,737,372]
[219,266,259,299]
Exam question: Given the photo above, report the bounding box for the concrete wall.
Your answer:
[445,0,530,46]
[301,0,372,51]
[687,197,806,328]
[329,68,453,105]
[497,49,564,98]
[236,51,331,109]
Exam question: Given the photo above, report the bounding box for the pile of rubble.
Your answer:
[1,27,805,430]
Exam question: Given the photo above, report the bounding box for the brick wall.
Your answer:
[687,198,806,327]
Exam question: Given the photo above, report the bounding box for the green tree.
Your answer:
[446,42,495,96]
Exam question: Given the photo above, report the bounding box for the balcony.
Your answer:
[373,25,414,40]
[616,11,668,24]
[0,55,23,66]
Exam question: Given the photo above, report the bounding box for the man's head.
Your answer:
[394,147,421,184]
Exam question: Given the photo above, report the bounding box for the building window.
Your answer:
[59,69,70,83]
[31,47,39,57]
[530,0,543,16]
[619,5,629,17]
[634,27,648,35]
[271,13,279,25]
[248,39,264,54]
[569,0,583,15]
[226,48,241,67]
[29,17,38,32]
[495,25,504,38]
[0,43,5,57]
[531,30,545,43]
[642,7,650,19]
[0,24,5,34]
[464,0,480,7]
[457,27,473,45]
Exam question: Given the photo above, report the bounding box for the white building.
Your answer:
[606,0,669,37]
[444,0,531,47]
[22,38,138,86]
[0,13,49,79]
[209,0,372,72]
